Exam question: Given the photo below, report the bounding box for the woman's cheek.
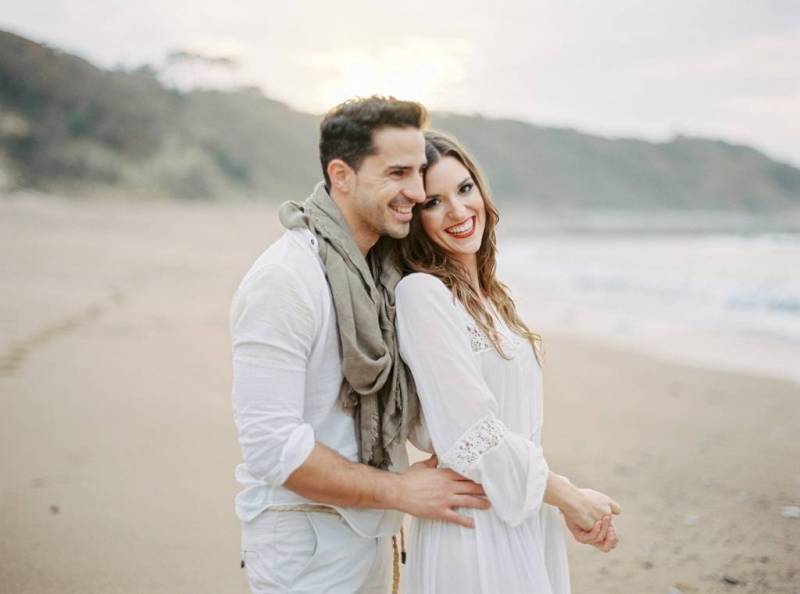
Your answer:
[419,212,438,241]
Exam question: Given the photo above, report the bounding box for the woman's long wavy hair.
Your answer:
[394,130,543,365]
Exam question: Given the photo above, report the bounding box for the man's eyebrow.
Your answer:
[385,164,412,172]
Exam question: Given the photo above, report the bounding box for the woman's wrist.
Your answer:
[546,472,584,516]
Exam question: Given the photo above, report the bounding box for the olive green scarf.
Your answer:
[278,182,419,468]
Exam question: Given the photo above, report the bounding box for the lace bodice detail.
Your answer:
[439,415,508,475]
[465,319,525,355]
[467,323,494,353]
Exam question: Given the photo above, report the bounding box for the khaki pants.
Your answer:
[242,510,392,593]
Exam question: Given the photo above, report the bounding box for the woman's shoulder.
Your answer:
[396,272,448,295]
[395,273,455,308]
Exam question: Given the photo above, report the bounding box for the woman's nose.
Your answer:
[446,198,469,221]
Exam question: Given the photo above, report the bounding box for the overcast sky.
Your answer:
[3,1,799,165]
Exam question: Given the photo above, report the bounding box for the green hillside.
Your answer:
[1,30,798,210]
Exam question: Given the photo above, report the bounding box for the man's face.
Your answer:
[349,126,427,242]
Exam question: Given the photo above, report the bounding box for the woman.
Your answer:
[394,131,621,593]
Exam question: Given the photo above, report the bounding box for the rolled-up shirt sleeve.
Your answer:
[396,273,549,527]
[230,263,317,485]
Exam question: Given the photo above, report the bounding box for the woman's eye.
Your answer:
[422,198,439,209]
[459,182,474,194]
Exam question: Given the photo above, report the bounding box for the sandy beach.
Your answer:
[1,195,798,594]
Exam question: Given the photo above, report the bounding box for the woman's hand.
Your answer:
[567,488,622,531]
[544,473,621,550]
[564,514,619,552]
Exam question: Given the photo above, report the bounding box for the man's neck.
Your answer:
[329,188,378,256]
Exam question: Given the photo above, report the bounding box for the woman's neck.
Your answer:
[451,253,482,297]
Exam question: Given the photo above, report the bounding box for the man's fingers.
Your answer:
[444,509,475,529]
[451,495,490,511]
[438,468,487,496]
[421,455,438,468]
[454,481,487,497]
[440,468,471,481]
[609,499,622,515]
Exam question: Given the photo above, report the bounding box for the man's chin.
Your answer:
[382,222,412,240]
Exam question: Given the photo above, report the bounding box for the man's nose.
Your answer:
[403,173,426,204]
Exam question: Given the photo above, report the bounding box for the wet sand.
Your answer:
[0,195,798,593]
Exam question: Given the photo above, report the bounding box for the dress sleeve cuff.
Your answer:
[278,423,316,484]
[439,414,508,475]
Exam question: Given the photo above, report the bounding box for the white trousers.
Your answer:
[241,510,393,594]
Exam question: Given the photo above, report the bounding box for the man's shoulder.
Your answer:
[230,229,328,328]
[231,229,329,314]
[241,229,322,287]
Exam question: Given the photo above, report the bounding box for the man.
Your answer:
[230,96,489,594]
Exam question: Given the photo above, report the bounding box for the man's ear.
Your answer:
[327,159,355,195]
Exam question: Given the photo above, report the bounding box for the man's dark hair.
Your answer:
[319,96,428,187]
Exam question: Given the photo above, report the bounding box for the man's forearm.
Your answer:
[283,442,404,510]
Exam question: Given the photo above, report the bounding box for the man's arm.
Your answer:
[231,261,487,528]
[285,445,489,528]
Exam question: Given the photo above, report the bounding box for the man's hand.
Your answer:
[283,445,488,526]
[395,455,490,528]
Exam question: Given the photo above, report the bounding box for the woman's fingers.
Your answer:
[564,516,587,542]
[596,524,619,552]
[609,498,622,515]
[594,515,610,544]
[582,518,604,543]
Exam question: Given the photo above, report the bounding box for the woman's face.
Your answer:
[418,155,486,266]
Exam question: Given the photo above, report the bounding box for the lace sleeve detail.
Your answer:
[439,414,509,475]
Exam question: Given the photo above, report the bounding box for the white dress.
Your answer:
[395,273,570,594]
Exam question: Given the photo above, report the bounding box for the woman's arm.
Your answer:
[397,273,621,538]
[545,472,622,528]
[396,273,549,526]
[545,471,621,551]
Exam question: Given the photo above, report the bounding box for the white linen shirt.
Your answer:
[230,228,406,538]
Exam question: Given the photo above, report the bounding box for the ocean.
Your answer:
[498,231,800,385]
